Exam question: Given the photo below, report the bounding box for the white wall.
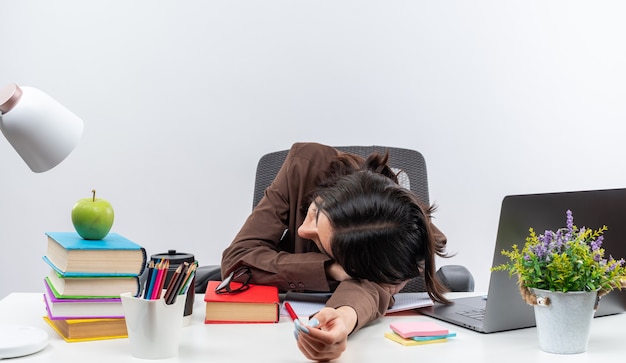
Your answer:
[2,1,626,299]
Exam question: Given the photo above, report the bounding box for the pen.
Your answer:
[284,301,298,322]
[284,302,309,333]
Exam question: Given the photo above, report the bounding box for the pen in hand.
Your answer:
[284,302,309,334]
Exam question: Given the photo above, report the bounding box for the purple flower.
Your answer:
[540,230,554,244]
[564,210,575,242]
[591,236,604,250]
[612,258,625,267]
[531,243,549,260]
[566,210,574,231]
[553,229,567,250]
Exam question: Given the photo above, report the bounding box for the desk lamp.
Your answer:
[0,83,84,358]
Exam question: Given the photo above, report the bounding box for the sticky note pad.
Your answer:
[413,332,456,341]
[384,332,447,346]
[389,321,448,339]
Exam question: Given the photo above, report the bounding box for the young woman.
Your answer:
[221,142,450,361]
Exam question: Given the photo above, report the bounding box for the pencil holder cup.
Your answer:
[120,292,186,359]
[150,250,196,325]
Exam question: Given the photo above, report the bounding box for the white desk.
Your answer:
[1,292,625,362]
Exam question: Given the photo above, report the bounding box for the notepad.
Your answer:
[280,292,433,317]
[389,321,448,339]
[384,332,447,346]
[387,293,433,313]
[412,332,456,341]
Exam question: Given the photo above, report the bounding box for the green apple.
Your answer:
[71,189,114,240]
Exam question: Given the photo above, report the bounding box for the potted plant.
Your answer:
[492,210,626,354]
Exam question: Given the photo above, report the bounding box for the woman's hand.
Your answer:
[325,262,351,282]
[294,306,357,362]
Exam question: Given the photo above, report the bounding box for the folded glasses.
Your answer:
[215,266,252,294]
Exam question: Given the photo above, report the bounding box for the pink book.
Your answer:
[43,280,124,320]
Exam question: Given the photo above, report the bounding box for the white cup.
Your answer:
[120,292,186,359]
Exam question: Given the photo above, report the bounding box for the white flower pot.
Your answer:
[531,288,598,354]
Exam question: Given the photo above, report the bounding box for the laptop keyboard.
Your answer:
[456,308,486,321]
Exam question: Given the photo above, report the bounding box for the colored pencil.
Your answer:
[144,260,159,299]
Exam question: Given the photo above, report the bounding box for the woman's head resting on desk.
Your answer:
[298,151,450,302]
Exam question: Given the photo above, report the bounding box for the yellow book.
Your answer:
[384,332,447,346]
[43,316,128,342]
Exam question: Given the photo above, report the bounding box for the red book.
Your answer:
[203,280,279,324]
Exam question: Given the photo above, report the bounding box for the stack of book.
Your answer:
[41,232,146,342]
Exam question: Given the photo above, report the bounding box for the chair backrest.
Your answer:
[253,145,430,210]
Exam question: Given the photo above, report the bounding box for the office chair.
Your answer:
[195,145,474,294]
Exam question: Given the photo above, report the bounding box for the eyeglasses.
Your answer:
[215,266,252,294]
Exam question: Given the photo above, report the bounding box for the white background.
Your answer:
[2,1,626,299]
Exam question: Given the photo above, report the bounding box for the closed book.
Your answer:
[44,281,124,320]
[43,316,127,342]
[46,270,140,298]
[204,280,279,323]
[43,232,147,276]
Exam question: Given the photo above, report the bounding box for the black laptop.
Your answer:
[421,188,626,333]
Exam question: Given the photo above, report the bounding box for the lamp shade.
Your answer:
[0,83,83,172]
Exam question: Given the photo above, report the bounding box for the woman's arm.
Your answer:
[221,143,339,292]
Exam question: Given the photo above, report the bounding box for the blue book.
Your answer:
[43,232,147,277]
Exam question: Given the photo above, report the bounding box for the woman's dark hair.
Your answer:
[308,151,450,304]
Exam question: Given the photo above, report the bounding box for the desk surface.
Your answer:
[1,292,624,362]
